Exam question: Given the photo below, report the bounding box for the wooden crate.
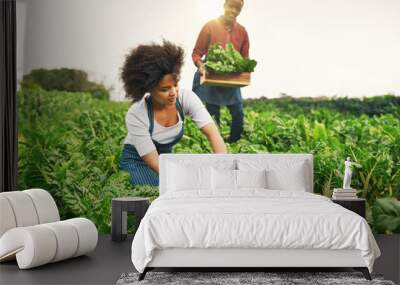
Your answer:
[200,71,251,87]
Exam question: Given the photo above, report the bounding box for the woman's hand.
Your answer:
[141,151,160,174]
[200,122,227,153]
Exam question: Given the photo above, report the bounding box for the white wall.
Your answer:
[17,0,400,100]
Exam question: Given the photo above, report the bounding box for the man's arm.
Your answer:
[192,24,211,74]
[240,28,250,58]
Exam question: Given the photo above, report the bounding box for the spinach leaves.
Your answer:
[205,43,257,74]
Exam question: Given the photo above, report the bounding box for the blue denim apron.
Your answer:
[192,71,242,106]
[119,96,185,186]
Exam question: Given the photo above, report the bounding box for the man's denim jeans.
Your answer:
[206,102,244,143]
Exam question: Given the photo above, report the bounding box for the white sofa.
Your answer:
[0,188,98,269]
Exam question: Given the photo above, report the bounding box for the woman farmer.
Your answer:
[120,41,227,186]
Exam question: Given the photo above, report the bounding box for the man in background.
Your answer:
[192,0,249,143]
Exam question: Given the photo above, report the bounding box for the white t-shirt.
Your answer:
[123,88,213,156]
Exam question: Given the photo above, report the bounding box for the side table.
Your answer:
[332,198,366,218]
[112,197,150,242]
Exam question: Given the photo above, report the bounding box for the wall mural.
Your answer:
[17,1,400,235]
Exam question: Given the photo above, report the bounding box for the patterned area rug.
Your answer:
[116,271,395,285]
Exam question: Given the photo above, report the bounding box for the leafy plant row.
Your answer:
[18,87,400,234]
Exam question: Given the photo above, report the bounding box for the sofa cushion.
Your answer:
[0,189,60,238]
[24,189,60,224]
[0,196,17,237]
[0,218,97,269]
[0,189,97,269]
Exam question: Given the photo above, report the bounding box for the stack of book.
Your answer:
[332,188,358,200]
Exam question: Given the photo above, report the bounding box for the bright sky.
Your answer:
[17,0,400,100]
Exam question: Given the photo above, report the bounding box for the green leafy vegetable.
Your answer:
[371,198,400,234]
[18,84,400,234]
[205,43,257,74]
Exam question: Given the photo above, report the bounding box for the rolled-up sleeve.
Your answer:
[181,89,213,128]
[125,110,156,157]
[192,23,211,66]
[241,28,249,58]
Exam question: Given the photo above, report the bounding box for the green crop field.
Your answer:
[17,87,400,234]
